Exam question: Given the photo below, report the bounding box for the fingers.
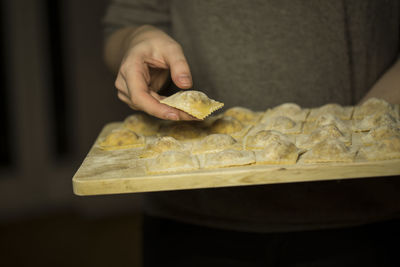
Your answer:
[163,44,193,89]
[149,91,199,120]
[117,83,198,121]
[177,110,200,121]
[148,68,169,91]
[122,69,177,120]
[120,68,194,121]
[115,73,131,97]
[115,36,196,120]
[148,90,163,101]
[117,92,137,110]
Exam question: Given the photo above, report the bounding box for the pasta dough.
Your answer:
[223,107,261,125]
[353,97,398,119]
[123,113,160,136]
[361,125,400,145]
[296,124,351,149]
[191,134,238,154]
[303,114,351,134]
[301,139,355,163]
[307,103,353,121]
[100,98,399,174]
[352,112,399,132]
[160,90,224,119]
[255,139,299,164]
[357,137,400,161]
[140,136,185,158]
[146,151,200,174]
[245,130,292,150]
[160,122,205,140]
[259,116,302,134]
[262,103,309,122]
[99,128,145,150]
[202,149,255,168]
[209,116,251,139]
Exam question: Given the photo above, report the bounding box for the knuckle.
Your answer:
[114,78,123,90]
[174,43,183,52]
[164,41,182,53]
[131,42,148,53]
[119,63,133,76]
[117,92,125,101]
[129,104,138,110]
[120,56,142,74]
[129,95,139,106]
[121,61,143,78]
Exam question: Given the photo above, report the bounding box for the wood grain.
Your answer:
[72,122,400,196]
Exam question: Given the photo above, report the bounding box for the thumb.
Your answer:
[163,45,193,89]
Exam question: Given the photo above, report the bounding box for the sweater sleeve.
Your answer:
[102,0,171,38]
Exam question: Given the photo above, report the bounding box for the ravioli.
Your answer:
[245,130,292,150]
[123,113,160,136]
[255,139,299,164]
[307,103,353,121]
[160,90,224,119]
[99,128,145,150]
[296,124,351,149]
[223,107,261,125]
[361,125,400,146]
[301,139,355,163]
[357,137,400,161]
[209,116,250,139]
[202,149,255,169]
[352,112,399,132]
[146,151,200,174]
[262,103,309,122]
[191,134,238,154]
[303,114,351,134]
[261,116,302,134]
[353,98,398,120]
[140,136,185,158]
[210,116,242,134]
[160,122,205,141]
[195,114,221,128]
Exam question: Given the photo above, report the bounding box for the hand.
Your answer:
[112,25,196,120]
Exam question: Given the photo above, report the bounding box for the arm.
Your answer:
[103,0,195,120]
[359,58,400,104]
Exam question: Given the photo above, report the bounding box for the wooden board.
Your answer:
[72,122,400,196]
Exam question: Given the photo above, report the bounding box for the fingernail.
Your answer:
[166,113,179,121]
[178,75,191,86]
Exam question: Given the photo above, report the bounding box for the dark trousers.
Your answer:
[142,214,399,267]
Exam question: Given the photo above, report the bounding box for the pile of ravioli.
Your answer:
[98,97,400,174]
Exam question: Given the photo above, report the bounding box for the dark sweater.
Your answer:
[104,0,400,232]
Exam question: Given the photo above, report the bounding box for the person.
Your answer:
[103,1,400,266]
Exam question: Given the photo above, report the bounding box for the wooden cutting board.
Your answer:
[72,122,400,196]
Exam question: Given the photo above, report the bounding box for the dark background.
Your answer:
[1,1,399,267]
[0,0,142,266]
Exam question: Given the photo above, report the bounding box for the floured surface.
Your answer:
[73,100,400,195]
[73,124,400,195]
